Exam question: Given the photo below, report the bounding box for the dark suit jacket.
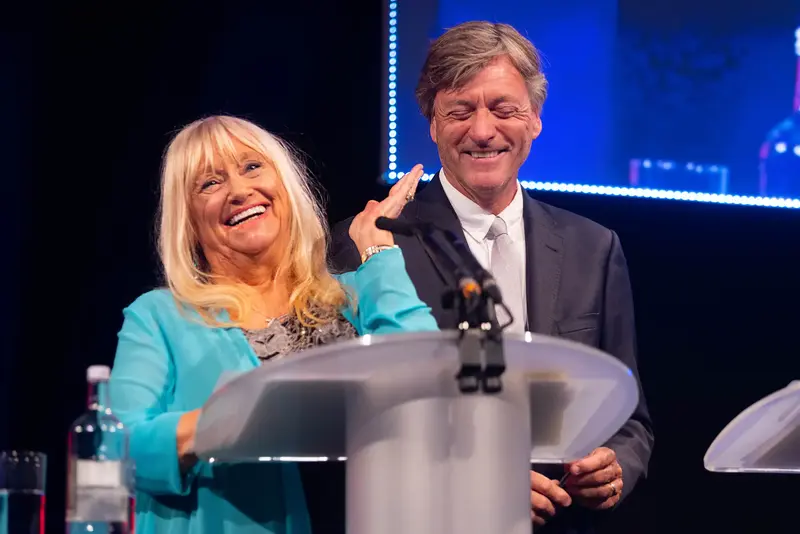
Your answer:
[328,174,654,532]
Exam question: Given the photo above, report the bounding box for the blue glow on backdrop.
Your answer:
[385,0,800,208]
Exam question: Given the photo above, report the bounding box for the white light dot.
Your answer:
[508,181,800,209]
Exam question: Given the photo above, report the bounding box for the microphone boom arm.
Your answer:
[375,216,508,394]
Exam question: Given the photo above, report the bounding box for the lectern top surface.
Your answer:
[194,330,640,463]
[704,381,800,474]
[211,330,632,386]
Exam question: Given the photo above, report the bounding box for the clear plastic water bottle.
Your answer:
[66,365,133,534]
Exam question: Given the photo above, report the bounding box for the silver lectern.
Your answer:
[193,331,639,534]
[705,380,800,474]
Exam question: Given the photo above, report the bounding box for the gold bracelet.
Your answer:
[360,244,397,264]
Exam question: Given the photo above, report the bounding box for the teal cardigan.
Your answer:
[109,248,438,534]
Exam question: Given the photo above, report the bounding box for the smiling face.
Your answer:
[189,139,287,274]
[430,56,542,213]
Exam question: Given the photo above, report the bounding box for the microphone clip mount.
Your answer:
[375,216,507,395]
[443,276,506,395]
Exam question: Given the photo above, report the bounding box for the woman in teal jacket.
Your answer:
[109,115,436,534]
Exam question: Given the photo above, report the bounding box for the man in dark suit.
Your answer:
[329,21,653,532]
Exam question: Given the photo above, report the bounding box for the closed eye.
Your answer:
[492,105,519,117]
[449,111,472,120]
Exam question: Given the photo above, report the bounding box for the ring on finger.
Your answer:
[607,481,618,496]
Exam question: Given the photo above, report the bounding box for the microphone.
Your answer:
[374,216,507,393]
[439,229,503,305]
[375,216,483,303]
[374,216,434,237]
[375,216,504,306]
[459,277,482,300]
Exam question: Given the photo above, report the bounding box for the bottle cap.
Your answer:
[87,365,111,383]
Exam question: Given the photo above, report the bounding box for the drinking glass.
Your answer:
[0,451,46,534]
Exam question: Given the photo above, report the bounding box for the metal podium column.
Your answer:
[344,368,532,534]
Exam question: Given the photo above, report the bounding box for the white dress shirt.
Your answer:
[439,169,528,329]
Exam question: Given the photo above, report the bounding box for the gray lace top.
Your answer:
[243,310,357,362]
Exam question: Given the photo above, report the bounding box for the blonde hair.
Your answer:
[416,21,548,120]
[158,115,348,327]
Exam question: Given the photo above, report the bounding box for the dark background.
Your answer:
[2,2,800,534]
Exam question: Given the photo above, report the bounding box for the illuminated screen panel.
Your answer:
[384,0,800,209]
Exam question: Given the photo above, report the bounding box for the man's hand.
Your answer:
[530,470,572,527]
[563,447,623,511]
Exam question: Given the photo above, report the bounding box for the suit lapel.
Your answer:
[407,175,564,335]
[522,192,564,335]
[407,172,468,285]
[411,172,465,237]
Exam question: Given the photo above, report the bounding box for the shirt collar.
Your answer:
[438,168,524,242]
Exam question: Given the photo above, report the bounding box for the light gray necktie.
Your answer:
[486,216,526,333]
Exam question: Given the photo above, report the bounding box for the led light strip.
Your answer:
[392,171,800,209]
[386,1,399,181]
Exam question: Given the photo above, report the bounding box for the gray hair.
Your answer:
[415,21,548,121]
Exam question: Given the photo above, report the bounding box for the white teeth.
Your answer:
[469,151,501,159]
[227,205,267,226]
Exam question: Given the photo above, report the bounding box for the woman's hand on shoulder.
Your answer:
[348,164,423,256]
